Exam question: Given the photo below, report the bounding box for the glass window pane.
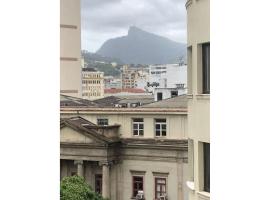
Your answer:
[133,130,138,135]
[156,131,160,136]
[133,118,143,122]
[162,131,166,136]
[139,130,144,135]
[133,124,138,129]
[156,124,160,129]
[139,124,143,129]
[162,124,166,129]
[156,119,166,123]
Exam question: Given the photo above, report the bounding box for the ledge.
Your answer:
[197,191,210,200]
[196,94,210,100]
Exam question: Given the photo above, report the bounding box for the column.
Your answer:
[100,161,110,199]
[74,160,84,177]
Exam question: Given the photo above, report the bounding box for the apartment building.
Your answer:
[82,68,104,100]
[60,0,82,97]
[185,0,210,200]
[60,95,189,200]
[121,65,138,89]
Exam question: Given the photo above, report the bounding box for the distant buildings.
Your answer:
[104,88,149,97]
[121,65,149,90]
[186,0,210,200]
[60,0,82,98]
[82,68,104,100]
[121,65,138,89]
[104,76,122,89]
[147,64,187,101]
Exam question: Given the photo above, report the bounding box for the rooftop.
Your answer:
[104,88,146,94]
[141,95,187,108]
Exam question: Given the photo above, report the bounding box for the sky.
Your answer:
[81,0,186,52]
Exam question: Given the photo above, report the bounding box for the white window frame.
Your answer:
[155,119,167,137]
[132,118,144,136]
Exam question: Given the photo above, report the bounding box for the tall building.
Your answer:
[60,0,82,98]
[82,68,104,100]
[186,0,210,200]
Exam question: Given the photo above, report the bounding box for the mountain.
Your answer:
[81,51,124,65]
[96,26,186,65]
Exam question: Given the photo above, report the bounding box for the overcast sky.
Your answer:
[81,0,186,52]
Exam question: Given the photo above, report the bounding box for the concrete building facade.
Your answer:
[60,0,82,98]
[147,64,187,99]
[60,96,189,200]
[185,0,210,200]
[82,68,104,100]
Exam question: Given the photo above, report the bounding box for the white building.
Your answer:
[82,68,104,100]
[147,64,187,100]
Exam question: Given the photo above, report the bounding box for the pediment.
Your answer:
[61,126,103,144]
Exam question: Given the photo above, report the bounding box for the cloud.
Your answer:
[81,0,186,52]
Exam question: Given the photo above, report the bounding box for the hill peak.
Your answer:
[96,27,186,64]
[128,26,147,36]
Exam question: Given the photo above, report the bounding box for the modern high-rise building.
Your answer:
[186,0,210,200]
[60,0,82,98]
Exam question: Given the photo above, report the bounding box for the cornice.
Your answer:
[185,0,193,9]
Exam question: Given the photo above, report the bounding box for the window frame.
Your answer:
[132,176,144,198]
[97,118,109,126]
[155,119,167,137]
[132,118,144,136]
[155,177,167,199]
[202,42,210,94]
[203,142,210,192]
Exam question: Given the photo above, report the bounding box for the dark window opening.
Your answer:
[202,43,210,94]
[203,143,210,192]
[171,91,178,98]
[157,92,163,101]
[97,118,108,126]
[95,174,102,194]
[133,176,143,197]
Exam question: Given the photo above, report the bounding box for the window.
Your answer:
[203,142,210,192]
[97,118,108,126]
[157,92,163,101]
[155,119,166,137]
[171,91,178,98]
[95,174,102,194]
[202,43,210,94]
[155,178,166,199]
[133,176,143,197]
[133,118,144,136]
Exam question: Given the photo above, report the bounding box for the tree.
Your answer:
[60,175,107,200]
